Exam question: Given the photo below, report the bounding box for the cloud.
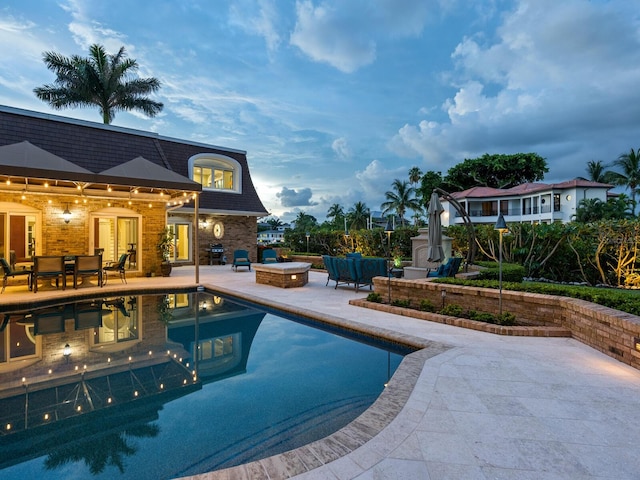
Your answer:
[290,0,431,73]
[229,0,282,52]
[331,137,350,159]
[61,0,130,53]
[355,159,406,200]
[391,0,640,180]
[276,186,316,207]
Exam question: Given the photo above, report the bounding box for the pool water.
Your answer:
[0,292,406,479]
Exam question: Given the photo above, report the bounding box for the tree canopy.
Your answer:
[444,153,548,191]
[34,44,163,124]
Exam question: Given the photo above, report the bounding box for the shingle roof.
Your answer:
[0,105,268,215]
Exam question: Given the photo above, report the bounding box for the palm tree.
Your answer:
[266,217,284,229]
[585,160,614,183]
[326,203,345,229]
[408,166,423,224]
[608,148,640,216]
[408,166,422,186]
[34,44,163,124]
[347,201,369,230]
[380,179,420,226]
[586,160,605,182]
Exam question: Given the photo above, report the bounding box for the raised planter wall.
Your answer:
[372,277,640,370]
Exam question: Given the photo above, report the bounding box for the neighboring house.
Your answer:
[440,179,613,227]
[257,229,286,244]
[0,105,268,275]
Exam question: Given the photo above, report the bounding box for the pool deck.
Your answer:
[2,265,640,479]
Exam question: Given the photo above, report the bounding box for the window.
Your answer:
[0,203,41,264]
[189,154,242,193]
[0,314,39,365]
[91,211,140,268]
[168,223,190,262]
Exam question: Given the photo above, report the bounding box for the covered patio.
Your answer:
[0,141,203,287]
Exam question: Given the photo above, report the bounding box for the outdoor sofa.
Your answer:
[322,255,389,292]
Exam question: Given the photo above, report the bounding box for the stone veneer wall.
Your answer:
[372,277,640,370]
[186,214,258,265]
[10,197,167,278]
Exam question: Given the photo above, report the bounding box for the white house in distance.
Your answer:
[440,179,613,227]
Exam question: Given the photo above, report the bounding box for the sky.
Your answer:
[1,0,639,223]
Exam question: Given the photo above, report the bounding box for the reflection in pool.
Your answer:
[0,291,408,479]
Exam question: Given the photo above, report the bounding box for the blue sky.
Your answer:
[1,0,639,223]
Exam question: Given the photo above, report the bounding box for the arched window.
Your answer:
[189,154,242,193]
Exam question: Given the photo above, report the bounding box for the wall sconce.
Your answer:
[291,274,297,280]
[62,204,72,224]
[634,337,640,352]
[63,343,71,362]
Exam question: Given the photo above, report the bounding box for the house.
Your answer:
[257,229,286,245]
[0,105,268,277]
[440,179,613,227]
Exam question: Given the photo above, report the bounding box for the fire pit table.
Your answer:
[253,262,311,288]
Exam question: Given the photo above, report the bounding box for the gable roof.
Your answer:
[100,156,200,191]
[0,105,267,215]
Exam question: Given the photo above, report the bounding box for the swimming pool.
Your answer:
[0,291,409,479]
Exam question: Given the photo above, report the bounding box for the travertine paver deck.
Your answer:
[2,265,640,479]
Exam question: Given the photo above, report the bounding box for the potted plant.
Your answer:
[157,227,174,277]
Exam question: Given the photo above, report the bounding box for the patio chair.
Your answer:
[103,253,128,285]
[73,254,103,288]
[1,257,32,293]
[232,250,251,271]
[426,257,463,278]
[33,256,66,293]
[262,249,278,264]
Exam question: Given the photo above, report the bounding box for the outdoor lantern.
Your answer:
[384,217,394,304]
[63,343,71,362]
[305,231,310,253]
[494,213,509,315]
[62,204,72,224]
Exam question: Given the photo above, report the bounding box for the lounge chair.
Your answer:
[426,257,463,278]
[262,249,278,263]
[103,253,128,284]
[1,257,32,293]
[33,256,66,293]
[232,250,251,271]
[73,254,103,288]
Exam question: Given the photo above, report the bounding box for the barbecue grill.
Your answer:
[208,243,224,265]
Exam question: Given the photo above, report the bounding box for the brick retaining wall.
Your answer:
[371,277,640,370]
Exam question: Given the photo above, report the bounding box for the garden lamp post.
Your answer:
[494,213,508,316]
[305,231,310,253]
[384,217,394,304]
